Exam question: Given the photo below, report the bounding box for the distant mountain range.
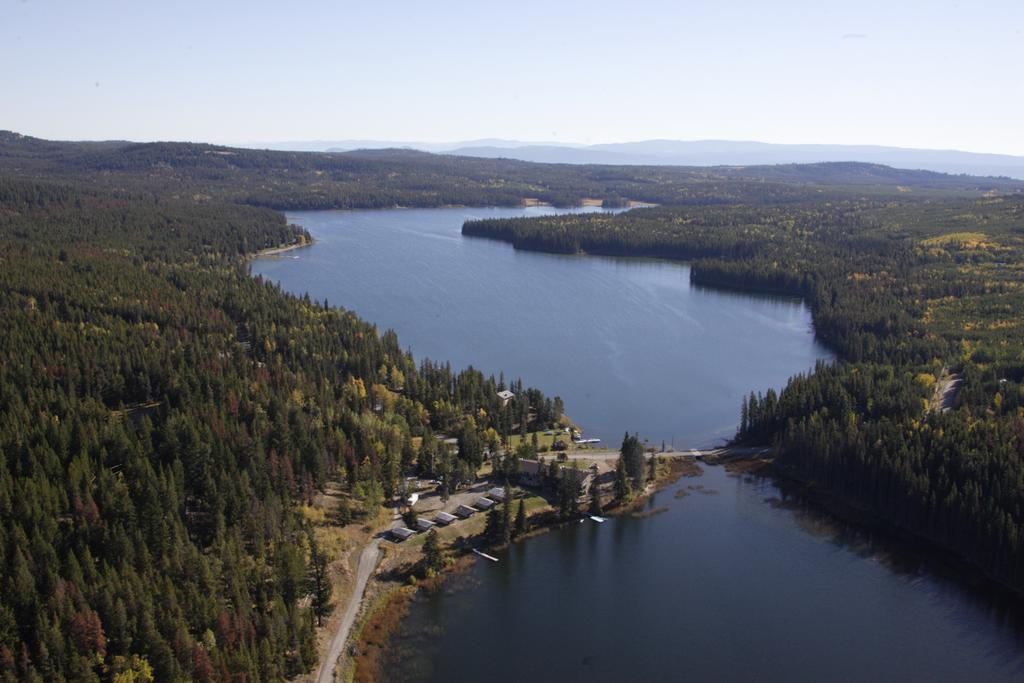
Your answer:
[235,139,1024,180]
[237,138,578,154]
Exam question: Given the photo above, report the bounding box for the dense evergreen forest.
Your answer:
[0,177,561,682]
[463,198,1024,592]
[3,130,1022,211]
[4,130,1024,681]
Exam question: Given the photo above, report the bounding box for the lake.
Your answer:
[386,466,1024,682]
[253,206,831,447]
[253,207,1024,682]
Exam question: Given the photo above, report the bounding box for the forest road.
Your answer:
[315,525,390,683]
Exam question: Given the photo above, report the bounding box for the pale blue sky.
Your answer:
[3,0,1023,154]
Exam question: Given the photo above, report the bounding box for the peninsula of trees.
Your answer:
[462,198,1024,593]
[0,176,562,681]
[2,130,1024,681]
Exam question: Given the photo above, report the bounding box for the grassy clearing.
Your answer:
[508,428,574,452]
[402,491,553,550]
[921,231,992,248]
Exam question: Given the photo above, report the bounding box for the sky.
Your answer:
[3,0,1023,155]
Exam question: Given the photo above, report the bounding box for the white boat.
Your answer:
[590,515,607,523]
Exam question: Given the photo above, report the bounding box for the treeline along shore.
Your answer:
[463,199,1024,594]
[1,130,1024,682]
[0,159,565,679]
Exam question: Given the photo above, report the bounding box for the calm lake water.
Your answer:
[253,206,831,447]
[387,467,1024,683]
[253,207,1024,681]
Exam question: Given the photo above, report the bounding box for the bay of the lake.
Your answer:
[253,206,1024,682]
[253,206,831,447]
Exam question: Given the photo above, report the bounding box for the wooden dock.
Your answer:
[473,549,499,562]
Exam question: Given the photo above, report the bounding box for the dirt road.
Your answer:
[557,446,763,465]
[311,444,763,681]
[315,521,394,683]
[312,481,490,683]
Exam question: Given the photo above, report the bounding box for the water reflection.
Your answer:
[253,206,832,446]
[386,466,1024,683]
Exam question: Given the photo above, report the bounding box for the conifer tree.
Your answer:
[502,494,513,546]
[308,531,333,626]
[422,529,443,574]
[614,456,632,501]
[336,496,353,526]
[620,432,645,490]
[514,499,527,537]
[484,506,502,545]
[590,476,602,515]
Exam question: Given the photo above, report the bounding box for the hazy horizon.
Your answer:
[4,1,1023,156]
[7,129,1023,163]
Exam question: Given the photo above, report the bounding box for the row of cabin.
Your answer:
[390,458,594,542]
[390,495,500,541]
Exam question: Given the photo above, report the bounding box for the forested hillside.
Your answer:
[4,129,1024,681]
[463,198,1024,592]
[0,178,560,682]
[2,131,1021,211]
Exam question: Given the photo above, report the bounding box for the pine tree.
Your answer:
[422,529,443,574]
[336,496,352,525]
[458,416,483,468]
[590,476,602,515]
[739,395,750,436]
[502,497,513,546]
[484,506,502,545]
[308,531,333,627]
[558,463,582,519]
[614,456,632,501]
[514,499,527,537]
[620,432,645,490]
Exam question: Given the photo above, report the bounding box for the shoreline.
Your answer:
[249,235,317,259]
[345,450,708,682]
[712,440,1024,602]
[250,207,1013,677]
[347,447,1024,682]
[279,197,648,216]
[766,459,1024,602]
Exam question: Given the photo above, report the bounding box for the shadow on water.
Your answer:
[387,466,1024,682]
[690,280,807,306]
[253,208,1023,680]
[752,471,1024,652]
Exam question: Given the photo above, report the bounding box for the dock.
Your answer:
[473,549,499,562]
